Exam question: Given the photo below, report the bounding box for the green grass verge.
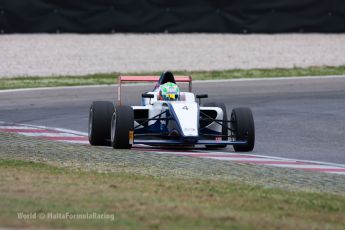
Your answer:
[1,159,344,230]
[1,66,345,90]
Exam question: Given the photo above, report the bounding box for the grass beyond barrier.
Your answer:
[1,66,345,90]
[0,159,345,230]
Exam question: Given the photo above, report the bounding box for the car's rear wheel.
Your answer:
[204,102,228,149]
[231,107,255,152]
[88,101,114,146]
[111,106,134,149]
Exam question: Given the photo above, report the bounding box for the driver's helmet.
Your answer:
[159,82,180,101]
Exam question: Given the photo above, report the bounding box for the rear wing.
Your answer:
[117,75,192,105]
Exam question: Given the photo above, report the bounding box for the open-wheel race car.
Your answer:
[88,72,255,152]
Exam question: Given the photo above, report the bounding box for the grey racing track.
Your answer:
[1,76,344,164]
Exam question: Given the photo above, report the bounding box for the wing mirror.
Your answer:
[142,93,154,105]
[196,94,208,99]
[142,93,154,98]
[196,94,208,105]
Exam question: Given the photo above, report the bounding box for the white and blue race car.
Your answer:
[88,72,255,152]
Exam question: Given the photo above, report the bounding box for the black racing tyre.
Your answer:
[88,101,114,146]
[111,106,134,149]
[204,102,228,149]
[231,107,255,152]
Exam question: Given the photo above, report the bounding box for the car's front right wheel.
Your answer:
[111,105,134,149]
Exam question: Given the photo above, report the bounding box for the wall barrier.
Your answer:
[0,0,344,33]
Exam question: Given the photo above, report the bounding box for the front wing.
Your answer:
[132,103,241,146]
[133,139,248,146]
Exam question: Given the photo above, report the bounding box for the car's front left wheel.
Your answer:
[231,107,255,152]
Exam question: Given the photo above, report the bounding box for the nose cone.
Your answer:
[168,102,199,137]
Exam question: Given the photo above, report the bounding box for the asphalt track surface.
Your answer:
[1,76,344,164]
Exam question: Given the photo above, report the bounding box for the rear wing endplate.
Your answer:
[117,75,192,105]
